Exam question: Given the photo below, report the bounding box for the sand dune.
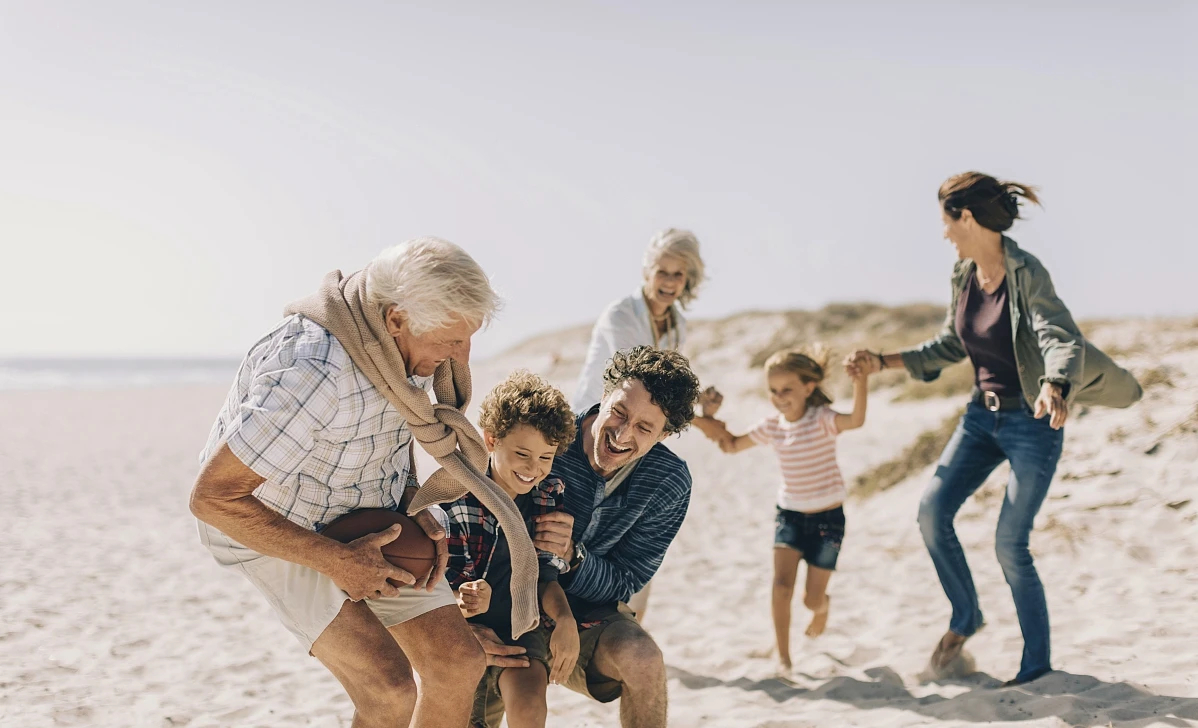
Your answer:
[2,313,1195,727]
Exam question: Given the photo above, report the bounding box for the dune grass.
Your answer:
[1137,365,1176,389]
[746,302,946,370]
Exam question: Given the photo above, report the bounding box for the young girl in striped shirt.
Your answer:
[702,347,869,673]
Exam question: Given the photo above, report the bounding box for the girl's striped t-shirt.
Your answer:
[749,405,845,513]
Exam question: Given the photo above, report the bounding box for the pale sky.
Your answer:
[1,2,1193,359]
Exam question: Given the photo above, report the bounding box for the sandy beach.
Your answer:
[2,313,1196,728]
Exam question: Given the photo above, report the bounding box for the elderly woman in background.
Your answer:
[570,228,706,623]
[572,228,706,412]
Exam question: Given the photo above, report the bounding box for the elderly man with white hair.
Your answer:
[190,238,531,728]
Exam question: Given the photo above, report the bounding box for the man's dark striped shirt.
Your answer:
[553,409,692,609]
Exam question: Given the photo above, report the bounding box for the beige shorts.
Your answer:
[199,520,456,651]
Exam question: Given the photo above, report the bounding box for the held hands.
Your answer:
[1033,382,1068,430]
[844,350,880,379]
[457,579,492,618]
[695,415,736,452]
[548,618,581,684]
[717,428,737,453]
[698,386,724,418]
[329,525,416,601]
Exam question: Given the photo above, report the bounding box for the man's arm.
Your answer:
[190,444,415,599]
[564,467,692,605]
[532,476,575,563]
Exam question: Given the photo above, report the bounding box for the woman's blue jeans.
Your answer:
[917,401,1064,683]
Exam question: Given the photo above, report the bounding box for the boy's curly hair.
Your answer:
[479,370,577,453]
[602,346,700,435]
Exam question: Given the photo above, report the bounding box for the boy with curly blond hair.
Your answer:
[443,370,578,728]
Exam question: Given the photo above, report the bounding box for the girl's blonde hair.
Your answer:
[763,345,833,408]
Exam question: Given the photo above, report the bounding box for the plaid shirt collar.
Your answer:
[443,472,567,588]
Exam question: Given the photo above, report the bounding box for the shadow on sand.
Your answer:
[666,664,1198,727]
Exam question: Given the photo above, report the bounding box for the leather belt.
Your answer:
[972,389,1025,412]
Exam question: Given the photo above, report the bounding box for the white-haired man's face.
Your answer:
[384,308,479,377]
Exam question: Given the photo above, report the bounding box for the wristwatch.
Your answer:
[568,542,587,572]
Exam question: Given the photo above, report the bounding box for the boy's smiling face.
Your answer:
[484,424,559,499]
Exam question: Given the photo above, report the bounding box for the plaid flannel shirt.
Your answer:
[199,315,432,532]
[444,476,569,590]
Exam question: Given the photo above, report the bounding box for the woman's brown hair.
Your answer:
[764,345,833,409]
[939,171,1042,233]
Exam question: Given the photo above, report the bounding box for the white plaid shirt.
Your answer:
[199,315,432,532]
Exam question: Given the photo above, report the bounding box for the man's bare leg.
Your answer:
[772,547,801,670]
[496,661,549,728]
[387,604,486,728]
[589,620,667,728]
[310,600,419,728]
[803,565,833,638]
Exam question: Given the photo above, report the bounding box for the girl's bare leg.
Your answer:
[772,547,802,669]
[803,565,833,637]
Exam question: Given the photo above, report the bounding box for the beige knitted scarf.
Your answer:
[285,269,539,640]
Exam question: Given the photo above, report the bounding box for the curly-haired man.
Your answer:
[471,346,701,728]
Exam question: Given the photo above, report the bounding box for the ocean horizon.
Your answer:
[0,357,243,391]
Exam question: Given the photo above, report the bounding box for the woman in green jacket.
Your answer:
[848,172,1141,686]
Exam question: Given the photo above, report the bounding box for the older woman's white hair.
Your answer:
[366,237,502,335]
[642,228,706,309]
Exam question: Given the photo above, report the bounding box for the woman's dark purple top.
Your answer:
[955,271,1022,397]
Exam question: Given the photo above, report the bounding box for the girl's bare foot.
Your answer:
[930,630,967,672]
[775,656,793,678]
[805,595,830,637]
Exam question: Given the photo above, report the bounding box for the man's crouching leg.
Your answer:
[310,599,420,728]
[388,604,487,728]
[590,619,668,728]
[311,600,484,728]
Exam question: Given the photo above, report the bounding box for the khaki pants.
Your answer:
[470,603,638,728]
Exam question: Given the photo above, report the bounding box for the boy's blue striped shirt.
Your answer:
[553,407,692,607]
